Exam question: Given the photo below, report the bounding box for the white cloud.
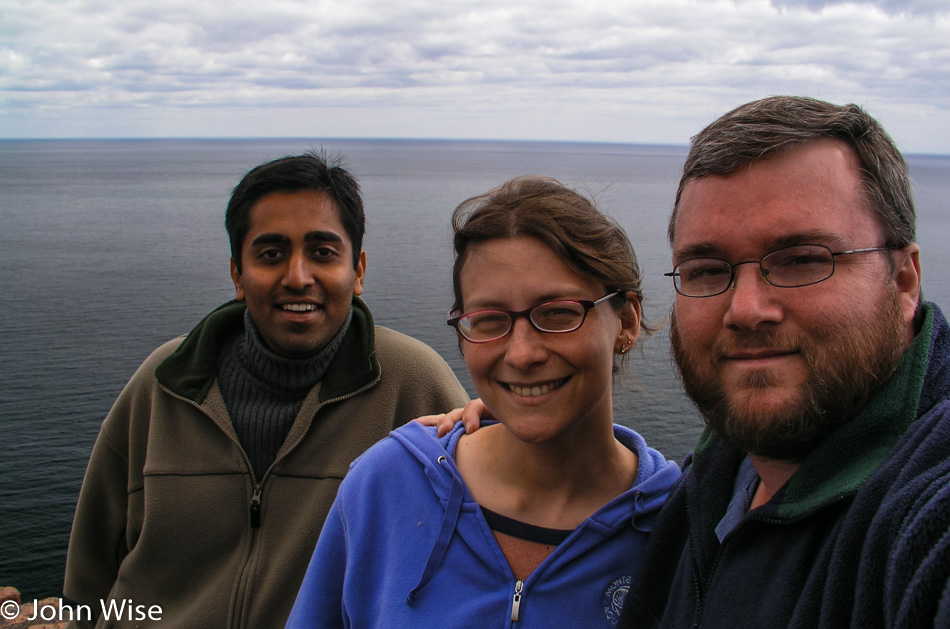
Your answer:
[0,0,948,152]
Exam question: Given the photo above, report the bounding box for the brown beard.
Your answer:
[670,285,908,461]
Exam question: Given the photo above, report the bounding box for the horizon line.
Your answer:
[0,135,689,148]
[2,136,946,157]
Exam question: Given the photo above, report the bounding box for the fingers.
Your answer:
[412,411,460,438]
[414,413,445,426]
[437,408,464,437]
[461,398,490,434]
[412,398,491,438]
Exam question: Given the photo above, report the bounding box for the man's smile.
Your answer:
[279,303,322,312]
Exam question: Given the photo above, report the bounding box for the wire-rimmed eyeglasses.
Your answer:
[665,244,899,298]
[447,291,621,343]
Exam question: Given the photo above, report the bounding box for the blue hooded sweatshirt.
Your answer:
[287,420,680,628]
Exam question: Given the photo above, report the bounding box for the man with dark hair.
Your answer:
[618,96,950,628]
[64,151,469,628]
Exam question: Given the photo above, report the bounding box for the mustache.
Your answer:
[714,331,807,358]
[668,305,807,359]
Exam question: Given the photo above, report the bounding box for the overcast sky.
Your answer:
[1,0,948,153]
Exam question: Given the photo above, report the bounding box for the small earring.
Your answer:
[619,343,629,354]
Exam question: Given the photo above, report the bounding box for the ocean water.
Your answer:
[1,139,948,599]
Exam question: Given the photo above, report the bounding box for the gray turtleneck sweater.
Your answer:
[216,308,353,479]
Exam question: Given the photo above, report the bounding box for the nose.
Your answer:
[282,251,315,291]
[722,262,783,330]
[503,316,548,370]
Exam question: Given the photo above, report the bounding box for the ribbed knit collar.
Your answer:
[237,307,353,394]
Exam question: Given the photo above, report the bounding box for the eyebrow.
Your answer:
[465,289,594,311]
[673,230,848,261]
[249,231,344,248]
[249,233,289,248]
[769,230,848,250]
[304,231,344,244]
[672,242,720,261]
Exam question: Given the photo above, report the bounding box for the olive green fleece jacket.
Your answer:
[64,298,469,629]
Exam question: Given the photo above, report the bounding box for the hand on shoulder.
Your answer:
[413,398,492,437]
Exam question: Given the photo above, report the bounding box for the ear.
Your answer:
[352,250,367,297]
[893,243,922,338]
[229,258,245,301]
[615,291,642,354]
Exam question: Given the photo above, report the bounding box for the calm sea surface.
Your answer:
[1,139,948,598]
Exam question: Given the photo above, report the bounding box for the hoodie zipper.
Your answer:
[511,580,523,621]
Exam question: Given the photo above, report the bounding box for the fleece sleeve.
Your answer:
[63,342,175,629]
[885,452,950,627]
[63,398,135,629]
[374,327,469,428]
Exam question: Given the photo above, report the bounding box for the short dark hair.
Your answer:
[670,96,916,248]
[451,176,653,358]
[226,150,365,272]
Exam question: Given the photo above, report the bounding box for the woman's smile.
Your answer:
[502,376,571,399]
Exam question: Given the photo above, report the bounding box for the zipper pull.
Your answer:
[250,485,262,528]
[511,580,523,622]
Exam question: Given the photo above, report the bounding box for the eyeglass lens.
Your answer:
[674,245,835,297]
[458,301,588,342]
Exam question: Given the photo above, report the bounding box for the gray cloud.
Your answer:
[0,0,948,151]
[771,0,948,15]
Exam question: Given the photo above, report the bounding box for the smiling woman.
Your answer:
[286,176,681,628]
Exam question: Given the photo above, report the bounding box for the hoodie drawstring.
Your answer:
[406,455,464,605]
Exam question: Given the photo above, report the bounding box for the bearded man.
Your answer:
[619,96,950,628]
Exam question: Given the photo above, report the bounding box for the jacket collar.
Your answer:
[156,296,379,405]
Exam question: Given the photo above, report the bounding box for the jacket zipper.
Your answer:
[160,377,381,629]
[160,387,263,504]
[162,378,378,527]
[160,388,262,629]
[511,580,523,622]
[249,484,263,528]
